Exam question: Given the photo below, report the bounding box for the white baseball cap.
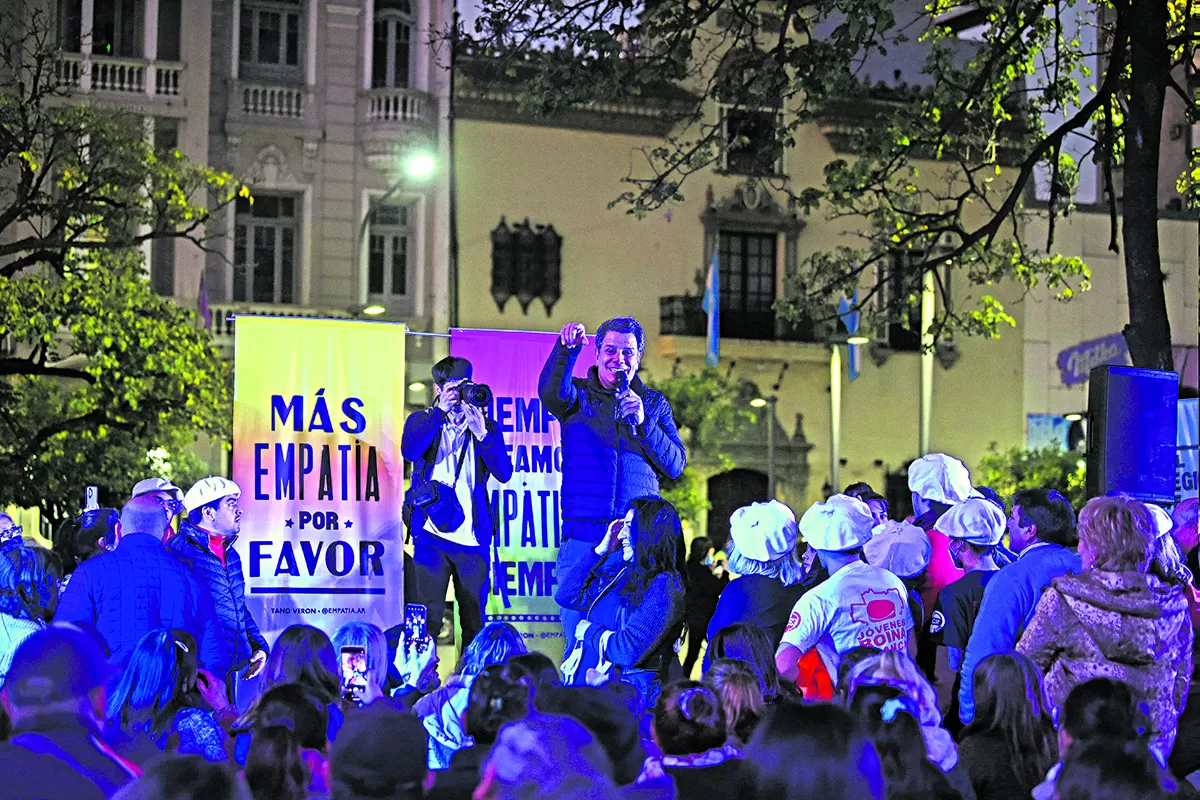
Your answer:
[908,453,973,505]
[938,498,1006,546]
[799,494,875,553]
[864,520,932,578]
[183,476,241,513]
[131,477,183,503]
[729,500,799,562]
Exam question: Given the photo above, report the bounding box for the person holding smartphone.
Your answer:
[401,357,513,653]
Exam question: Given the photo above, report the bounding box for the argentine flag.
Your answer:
[702,247,720,367]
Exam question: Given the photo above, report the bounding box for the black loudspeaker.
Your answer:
[1086,365,1178,502]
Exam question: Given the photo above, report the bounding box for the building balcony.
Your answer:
[55,52,185,103]
[658,295,834,364]
[209,302,355,350]
[359,87,437,171]
[226,81,317,131]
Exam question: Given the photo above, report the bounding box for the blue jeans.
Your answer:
[557,537,598,653]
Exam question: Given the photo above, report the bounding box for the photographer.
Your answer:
[402,357,513,651]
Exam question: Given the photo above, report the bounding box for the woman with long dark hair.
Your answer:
[847,685,963,799]
[244,684,330,800]
[957,652,1057,800]
[107,629,232,762]
[556,496,688,709]
[707,623,793,704]
[233,624,343,765]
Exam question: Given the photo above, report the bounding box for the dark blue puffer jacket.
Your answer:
[55,533,216,670]
[167,521,268,678]
[538,341,687,542]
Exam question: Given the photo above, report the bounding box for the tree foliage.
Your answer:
[645,367,756,525]
[977,442,1087,509]
[457,0,1197,369]
[0,252,232,523]
[0,9,237,523]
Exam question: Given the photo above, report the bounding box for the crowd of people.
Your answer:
[0,458,1195,799]
[0,313,1197,799]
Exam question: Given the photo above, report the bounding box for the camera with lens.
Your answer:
[457,381,493,408]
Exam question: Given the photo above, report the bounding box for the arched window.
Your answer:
[373,0,413,89]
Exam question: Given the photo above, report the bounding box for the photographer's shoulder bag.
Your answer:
[403,438,470,535]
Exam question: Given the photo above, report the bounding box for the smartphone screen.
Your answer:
[340,646,367,702]
[404,603,429,653]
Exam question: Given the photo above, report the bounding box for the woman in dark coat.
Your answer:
[683,536,728,677]
[556,496,688,710]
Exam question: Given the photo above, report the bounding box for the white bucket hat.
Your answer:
[908,453,973,505]
[729,500,799,562]
[938,498,1006,546]
[799,494,875,552]
[864,520,932,578]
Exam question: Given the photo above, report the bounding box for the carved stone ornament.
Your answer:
[246,144,299,186]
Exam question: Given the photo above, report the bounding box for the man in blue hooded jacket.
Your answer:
[958,487,1080,723]
[169,476,268,703]
[539,316,687,650]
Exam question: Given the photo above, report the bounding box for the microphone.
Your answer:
[613,369,637,437]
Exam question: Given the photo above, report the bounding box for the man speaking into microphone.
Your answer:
[539,316,687,649]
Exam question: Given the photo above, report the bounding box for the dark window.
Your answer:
[725,109,781,176]
[239,0,303,75]
[367,202,411,297]
[880,250,927,352]
[154,117,180,155]
[234,194,299,304]
[157,0,182,60]
[58,0,82,51]
[93,0,142,58]
[719,231,777,339]
[372,2,413,89]
[489,218,563,314]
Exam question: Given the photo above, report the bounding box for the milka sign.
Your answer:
[1056,333,1129,386]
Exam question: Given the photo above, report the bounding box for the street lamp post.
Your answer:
[830,342,842,493]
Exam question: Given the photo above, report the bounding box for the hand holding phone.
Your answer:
[340,645,368,705]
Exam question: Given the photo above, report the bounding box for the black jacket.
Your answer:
[401,407,513,548]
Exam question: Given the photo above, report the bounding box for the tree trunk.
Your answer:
[1120,0,1174,371]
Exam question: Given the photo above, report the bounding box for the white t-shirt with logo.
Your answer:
[779,560,913,680]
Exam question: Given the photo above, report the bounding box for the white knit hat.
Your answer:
[864,520,932,578]
[729,500,799,562]
[938,498,1007,546]
[908,453,973,505]
[799,494,875,552]
[183,476,241,513]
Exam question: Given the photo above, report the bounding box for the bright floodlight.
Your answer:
[846,334,871,345]
[408,381,426,392]
[403,151,437,180]
[362,304,387,316]
[750,397,768,408]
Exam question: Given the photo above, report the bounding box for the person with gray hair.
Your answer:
[56,494,216,670]
[705,501,820,671]
[332,620,390,706]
